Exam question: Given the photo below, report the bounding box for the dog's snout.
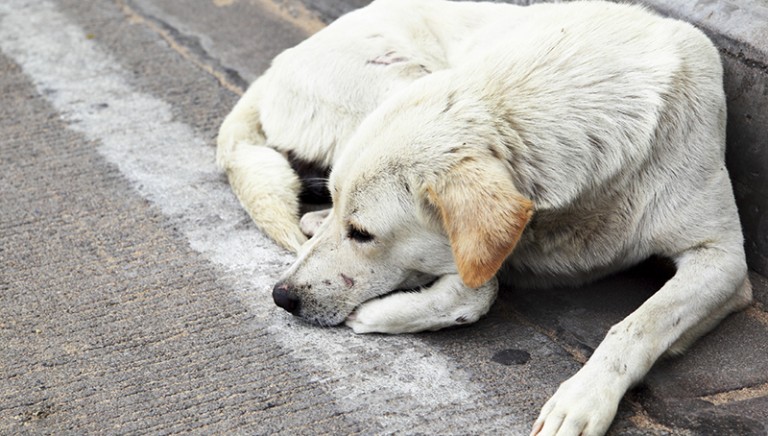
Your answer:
[272,282,301,314]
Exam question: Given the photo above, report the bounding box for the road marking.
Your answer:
[0,1,528,432]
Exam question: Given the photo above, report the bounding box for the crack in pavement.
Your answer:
[248,0,326,35]
[700,382,768,406]
[116,0,248,95]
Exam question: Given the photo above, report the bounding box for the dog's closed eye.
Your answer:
[347,225,375,243]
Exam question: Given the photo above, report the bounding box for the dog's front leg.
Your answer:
[532,245,751,436]
[345,275,498,334]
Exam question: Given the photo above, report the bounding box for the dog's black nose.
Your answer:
[273,282,300,314]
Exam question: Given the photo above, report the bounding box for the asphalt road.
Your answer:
[2,0,766,434]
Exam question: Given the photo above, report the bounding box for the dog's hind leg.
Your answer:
[225,145,307,252]
[345,275,498,334]
[217,80,307,252]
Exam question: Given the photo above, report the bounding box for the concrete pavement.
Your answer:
[1,0,766,434]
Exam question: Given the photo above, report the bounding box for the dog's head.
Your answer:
[273,90,534,326]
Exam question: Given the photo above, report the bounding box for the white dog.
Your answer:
[217,0,752,434]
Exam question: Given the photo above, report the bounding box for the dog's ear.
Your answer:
[427,156,533,288]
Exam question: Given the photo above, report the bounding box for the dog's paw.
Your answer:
[345,275,497,334]
[346,292,479,334]
[531,370,622,436]
[300,209,330,237]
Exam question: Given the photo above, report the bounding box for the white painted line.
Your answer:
[0,1,527,432]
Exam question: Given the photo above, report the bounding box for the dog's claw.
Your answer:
[532,367,622,436]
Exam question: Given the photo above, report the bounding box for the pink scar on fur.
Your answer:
[366,50,408,65]
[340,273,355,287]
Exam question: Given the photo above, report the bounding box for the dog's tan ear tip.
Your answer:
[461,273,490,289]
[456,260,502,289]
[454,196,534,290]
[519,197,535,217]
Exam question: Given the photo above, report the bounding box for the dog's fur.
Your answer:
[217,0,752,434]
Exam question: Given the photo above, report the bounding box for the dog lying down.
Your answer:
[217,0,752,434]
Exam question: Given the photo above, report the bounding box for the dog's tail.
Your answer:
[217,79,307,252]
